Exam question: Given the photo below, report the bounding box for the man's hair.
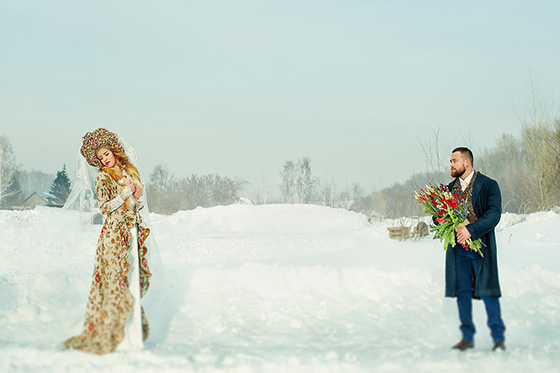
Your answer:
[452,147,474,164]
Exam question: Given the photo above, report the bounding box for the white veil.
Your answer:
[62,152,98,214]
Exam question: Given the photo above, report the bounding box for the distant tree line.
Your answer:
[272,105,560,219]
[362,121,560,218]
[2,90,559,216]
[146,165,246,214]
[120,111,560,217]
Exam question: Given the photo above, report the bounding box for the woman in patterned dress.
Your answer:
[64,128,152,354]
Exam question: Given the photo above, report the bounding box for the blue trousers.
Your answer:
[455,250,505,342]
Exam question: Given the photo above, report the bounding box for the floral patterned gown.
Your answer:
[64,170,152,355]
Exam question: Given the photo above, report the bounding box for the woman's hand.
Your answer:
[133,184,143,199]
[125,179,135,193]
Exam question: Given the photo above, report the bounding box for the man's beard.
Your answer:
[451,167,465,178]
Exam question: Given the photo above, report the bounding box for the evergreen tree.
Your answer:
[47,164,71,206]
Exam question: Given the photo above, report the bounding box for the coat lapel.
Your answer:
[472,172,482,209]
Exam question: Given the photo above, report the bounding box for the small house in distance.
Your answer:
[22,192,48,209]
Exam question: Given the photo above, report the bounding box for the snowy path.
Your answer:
[1,205,559,372]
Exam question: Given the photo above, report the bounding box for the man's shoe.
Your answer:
[452,340,474,351]
[492,341,506,351]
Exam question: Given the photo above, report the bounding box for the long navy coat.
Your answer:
[445,172,502,298]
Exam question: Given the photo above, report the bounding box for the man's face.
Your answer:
[450,151,467,178]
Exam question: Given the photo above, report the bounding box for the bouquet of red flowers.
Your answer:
[415,183,484,257]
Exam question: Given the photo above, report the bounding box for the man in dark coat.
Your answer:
[445,147,506,352]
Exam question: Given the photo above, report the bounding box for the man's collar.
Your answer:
[460,170,475,187]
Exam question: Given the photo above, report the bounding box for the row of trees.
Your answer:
[145,158,357,214]
[0,133,245,213]
[364,121,560,219]
[2,89,559,216]
[273,100,559,219]
[146,165,246,214]
[143,111,560,216]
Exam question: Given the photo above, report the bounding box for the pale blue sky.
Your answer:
[1,1,559,197]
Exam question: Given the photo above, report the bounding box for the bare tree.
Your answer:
[150,164,174,192]
[297,158,315,203]
[256,174,268,205]
[516,84,560,212]
[181,175,211,209]
[318,174,336,207]
[280,157,317,203]
[0,136,21,208]
[520,123,560,211]
[211,175,246,206]
[330,176,335,208]
[418,128,447,182]
[349,183,365,212]
[477,134,528,213]
[281,160,296,203]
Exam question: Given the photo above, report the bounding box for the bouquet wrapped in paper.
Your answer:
[415,183,484,257]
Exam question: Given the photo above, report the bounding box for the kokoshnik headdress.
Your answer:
[80,128,124,168]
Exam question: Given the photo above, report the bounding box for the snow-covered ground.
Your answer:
[1,204,559,372]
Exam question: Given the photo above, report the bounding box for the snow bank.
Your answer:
[152,204,380,268]
[0,205,559,372]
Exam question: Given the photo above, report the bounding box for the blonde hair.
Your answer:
[99,147,142,210]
